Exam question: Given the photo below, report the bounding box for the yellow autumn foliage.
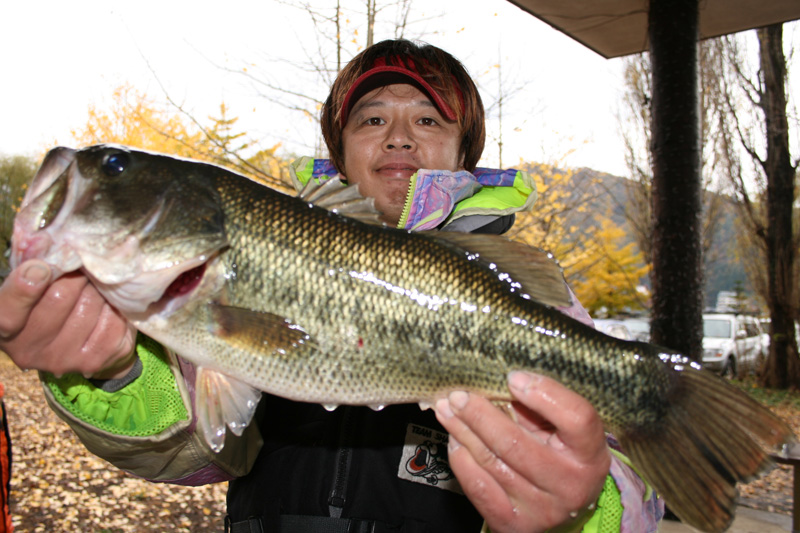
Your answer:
[71,83,204,157]
[507,163,600,274]
[570,216,651,316]
[508,163,650,316]
[71,84,288,188]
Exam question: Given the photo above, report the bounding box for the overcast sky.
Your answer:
[2,1,796,176]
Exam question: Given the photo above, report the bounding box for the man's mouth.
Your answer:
[376,164,418,179]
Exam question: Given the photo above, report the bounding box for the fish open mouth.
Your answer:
[164,263,207,299]
[145,260,212,317]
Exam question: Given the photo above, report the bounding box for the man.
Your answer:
[0,40,661,532]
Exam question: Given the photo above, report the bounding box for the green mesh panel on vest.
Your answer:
[44,334,189,437]
[585,474,623,533]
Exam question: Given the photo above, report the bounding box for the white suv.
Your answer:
[702,314,765,378]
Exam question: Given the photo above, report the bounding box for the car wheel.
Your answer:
[721,357,737,379]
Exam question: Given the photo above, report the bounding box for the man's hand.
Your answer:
[0,260,137,379]
[434,371,611,533]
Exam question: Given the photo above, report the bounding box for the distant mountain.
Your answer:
[565,168,751,310]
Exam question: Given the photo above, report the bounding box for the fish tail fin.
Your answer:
[618,366,794,533]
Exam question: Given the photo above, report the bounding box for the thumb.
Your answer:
[0,260,52,338]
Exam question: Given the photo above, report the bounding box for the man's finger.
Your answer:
[508,371,606,457]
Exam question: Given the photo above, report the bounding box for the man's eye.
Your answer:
[418,117,437,126]
[366,117,385,126]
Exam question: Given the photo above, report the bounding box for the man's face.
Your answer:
[341,83,464,226]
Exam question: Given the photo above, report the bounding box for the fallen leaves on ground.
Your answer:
[2,356,799,532]
[737,402,800,515]
[1,358,226,532]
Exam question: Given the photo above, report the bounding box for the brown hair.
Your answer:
[321,39,486,174]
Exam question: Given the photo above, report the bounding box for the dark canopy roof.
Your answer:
[506,0,800,58]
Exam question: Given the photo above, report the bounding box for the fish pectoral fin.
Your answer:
[196,366,262,453]
[424,232,572,308]
[209,303,315,354]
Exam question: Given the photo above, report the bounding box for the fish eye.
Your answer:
[101,152,130,177]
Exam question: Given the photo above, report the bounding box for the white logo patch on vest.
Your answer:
[397,423,463,494]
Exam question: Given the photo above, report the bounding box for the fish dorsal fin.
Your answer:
[425,232,572,309]
[195,366,262,453]
[298,178,383,225]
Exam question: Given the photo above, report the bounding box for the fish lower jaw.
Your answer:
[10,229,53,268]
[126,283,201,322]
[11,232,84,278]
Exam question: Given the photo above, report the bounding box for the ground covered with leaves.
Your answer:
[2,357,798,531]
[2,357,226,532]
[733,378,800,516]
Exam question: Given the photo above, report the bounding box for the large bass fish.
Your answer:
[11,145,794,532]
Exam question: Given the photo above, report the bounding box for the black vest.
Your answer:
[227,396,483,532]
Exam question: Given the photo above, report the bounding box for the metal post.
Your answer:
[648,0,703,360]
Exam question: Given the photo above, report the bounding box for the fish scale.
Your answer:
[214,167,674,426]
[11,144,796,533]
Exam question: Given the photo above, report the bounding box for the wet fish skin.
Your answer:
[11,144,795,533]
[197,164,672,428]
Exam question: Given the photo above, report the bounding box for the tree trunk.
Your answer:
[758,24,800,388]
[648,0,703,360]
[366,0,376,48]
[336,0,343,72]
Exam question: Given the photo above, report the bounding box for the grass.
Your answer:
[730,375,800,409]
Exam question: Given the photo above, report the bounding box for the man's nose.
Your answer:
[384,123,416,151]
